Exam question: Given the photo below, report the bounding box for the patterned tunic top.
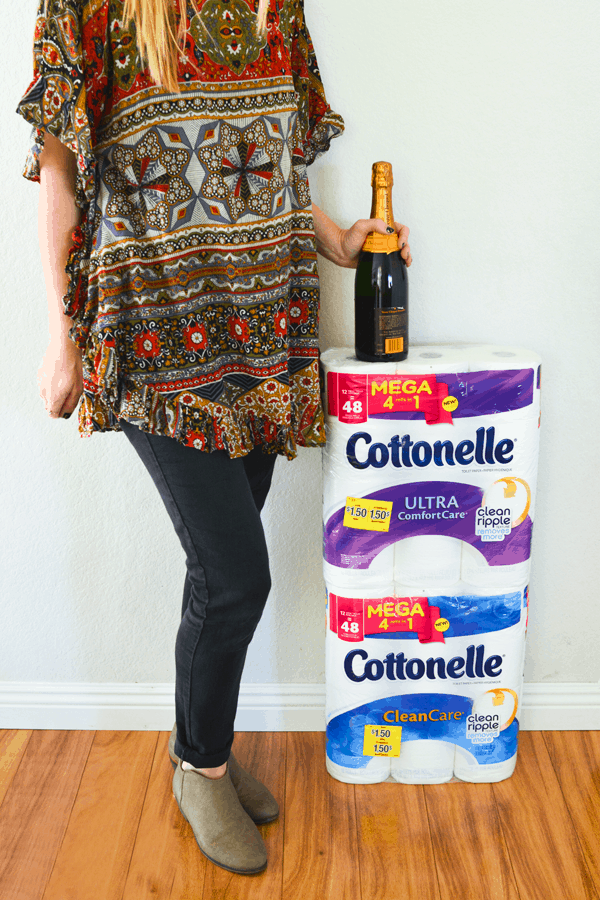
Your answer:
[16,0,344,458]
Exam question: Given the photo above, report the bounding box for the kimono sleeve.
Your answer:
[15,0,101,208]
[291,0,345,166]
[15,0,107,346]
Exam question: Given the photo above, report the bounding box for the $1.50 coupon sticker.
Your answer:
[343,497,393,532]
[363,724,402,757]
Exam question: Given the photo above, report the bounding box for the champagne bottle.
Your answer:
[354,161,409,362]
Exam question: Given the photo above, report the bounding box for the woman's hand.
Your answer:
[38,338,83,419]
[311,203,412,269]
[339,219,411,269]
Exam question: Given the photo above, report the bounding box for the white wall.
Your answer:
[2,1,599,709]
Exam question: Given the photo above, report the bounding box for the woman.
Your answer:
[17,0,412,877]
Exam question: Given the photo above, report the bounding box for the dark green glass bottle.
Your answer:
[354,161,409,362]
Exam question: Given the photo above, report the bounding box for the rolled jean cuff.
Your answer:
[174,735,232,769]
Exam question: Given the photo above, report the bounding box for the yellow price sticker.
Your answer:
[434,617,450,632]
[343,497,393,532]
[363,724,402,757]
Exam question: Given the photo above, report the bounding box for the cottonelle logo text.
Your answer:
[346,426,514,470]
[344,644,503,683]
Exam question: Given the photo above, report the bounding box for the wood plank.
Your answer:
[0,730,32,807]
[424,781,519,900]
[543,731,600,896]
[356,781,440,900]
[121,731,206,900]
[0,730,94,900]
[41,730,158,900]
[282,732,358,900]
[493,731,599,900]
[202,731,285,900]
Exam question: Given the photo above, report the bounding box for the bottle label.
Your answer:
[362,233,399,254]
[374,308,407,355]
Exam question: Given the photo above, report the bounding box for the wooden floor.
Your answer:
[0,730,598,900]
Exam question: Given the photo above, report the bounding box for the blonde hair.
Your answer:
[122,0,270,93]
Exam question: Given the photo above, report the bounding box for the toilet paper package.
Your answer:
[324,584,529,784]
[321,344,540,784]
[321,344,541,594]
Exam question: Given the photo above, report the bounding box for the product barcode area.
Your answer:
[385,337,404,353]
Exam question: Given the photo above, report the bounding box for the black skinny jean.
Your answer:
[119,418,277,768]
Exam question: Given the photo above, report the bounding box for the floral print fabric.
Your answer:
[16,0,344,458]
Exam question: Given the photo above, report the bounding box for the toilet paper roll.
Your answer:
[399,345,470,377]
[453,672,523,782]
[453,746,518,783]
[325,629,398,708]
[464,343,541,375]
[325,683,395,762]
[325,660,393,783]
[454,618,527,783]
[323,546,395,591]
[325,746,392,784]
[322,420,418,515]
[394,535,462,588]
[441,585,527,636]
[325,580,397,638]
[460,543,531,591]
[453,618,527,783]
[390,739,456,784]
[322,448,400,586]
[326,581,396,601]
[320,348,392,375]
[463,344,542,424]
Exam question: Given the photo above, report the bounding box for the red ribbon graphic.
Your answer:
[326,372,454,425]
[329,593,446,644]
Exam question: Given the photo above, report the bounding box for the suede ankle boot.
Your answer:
[172,759,267,875]
[169,724,279,824]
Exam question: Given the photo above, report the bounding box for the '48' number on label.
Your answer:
[342,400,363,414]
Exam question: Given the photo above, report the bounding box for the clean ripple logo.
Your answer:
[346,427,514,470]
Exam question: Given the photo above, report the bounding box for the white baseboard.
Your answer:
[0,682,598,731]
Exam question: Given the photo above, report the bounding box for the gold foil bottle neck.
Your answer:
[369,160,396,230]
[371,161,394,188]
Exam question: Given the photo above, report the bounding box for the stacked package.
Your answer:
[321,344,541,784]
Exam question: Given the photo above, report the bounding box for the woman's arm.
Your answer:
[312,202,412,270]
[36,131,84,419]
